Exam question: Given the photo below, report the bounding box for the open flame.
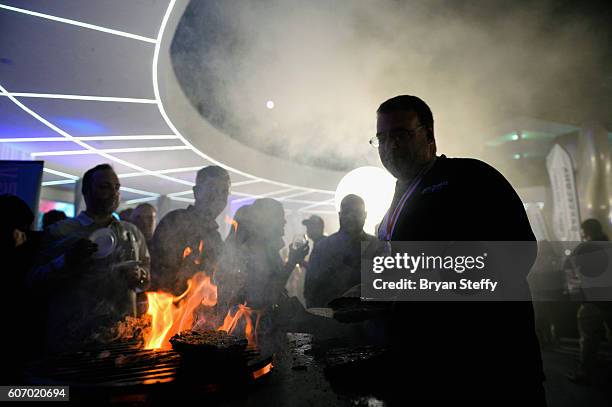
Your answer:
[144,272,217,350]
[218,303,261,348]
[224,215,238,233]
[143,241,260,350]
[253,362,273,379]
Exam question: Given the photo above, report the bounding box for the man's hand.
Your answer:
[65,238,98,268]
[288,242,309,267]
[119,264,148,289]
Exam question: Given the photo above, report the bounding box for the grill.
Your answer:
[25,341,274,403]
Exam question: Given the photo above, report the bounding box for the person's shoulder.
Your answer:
[323,231,343,243]
[441,156,514,189]
[158,208,191,225]
[441,156,502,177]
[46,217,81,238]
[311,233,338,251]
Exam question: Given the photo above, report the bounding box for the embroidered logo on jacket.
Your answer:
[421,181,449,194]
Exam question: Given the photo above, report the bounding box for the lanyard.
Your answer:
[379,161,435,241]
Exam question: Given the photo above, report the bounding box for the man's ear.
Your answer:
[427,127,434,142]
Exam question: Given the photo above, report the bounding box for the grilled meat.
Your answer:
[169,330,248,354]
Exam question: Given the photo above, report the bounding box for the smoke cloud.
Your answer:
[171,0,610,172]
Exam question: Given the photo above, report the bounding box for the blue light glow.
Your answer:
[53,117,108,135]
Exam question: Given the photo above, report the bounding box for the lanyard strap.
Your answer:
[379,161,436,241]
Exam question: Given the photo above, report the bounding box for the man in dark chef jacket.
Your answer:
[366,95,545,405]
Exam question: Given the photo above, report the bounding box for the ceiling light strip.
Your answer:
[31,145,190,157]
[231,179,262,187]
[277,190,316,201]
[282,198,336,205]
[118,172,264,186]
[43,167,79,180]
[0,4,157,43]
[1,137,66,142]
[0,135,179,142]
[297,199,336,212]
[41,172,160,198]
[83,135,179,140]
[31,150,90,157]
[0,83,194,187]
[42,179,76,186]
[167,190,193,198]
[168,196,195,204]
[5,92,157,103]
[118,166,203,178]
[120,186,159,197]
[228,190,328,205]
[230,187,296,204]
[167,190,331,206]
[152,0,334,195]
[124,196,159,205]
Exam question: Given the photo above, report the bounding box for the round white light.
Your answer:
[266,100,275,109]
[335,166,395,235]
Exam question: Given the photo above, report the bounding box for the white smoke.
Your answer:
[172,0,608,170]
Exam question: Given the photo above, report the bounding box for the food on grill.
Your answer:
[169,330,248,354]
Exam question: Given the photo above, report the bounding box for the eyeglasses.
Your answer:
[369,124,427,148]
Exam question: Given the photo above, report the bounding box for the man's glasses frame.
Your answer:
[369,124,427,148]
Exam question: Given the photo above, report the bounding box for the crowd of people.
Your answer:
[0,163,383,358]
[3,95,612,404]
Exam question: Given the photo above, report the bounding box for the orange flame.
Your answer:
[253,362,273,379]
[218,304,261,348]
[224,215,238,233]
[194,240,204,265]
[144,243,261,350]
[144,272,217,350]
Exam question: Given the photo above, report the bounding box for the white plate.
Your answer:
[89,228,117,259]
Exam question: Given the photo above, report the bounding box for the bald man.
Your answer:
[304,194,382,308]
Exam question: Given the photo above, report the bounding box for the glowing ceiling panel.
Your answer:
[0,0,336,210]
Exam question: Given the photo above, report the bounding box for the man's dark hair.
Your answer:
[377,95,434,128]
[42,209,67,229]
[82,164,114,194]
[0,194,34,248]
[0,194,34,231]
[196,165,230,185]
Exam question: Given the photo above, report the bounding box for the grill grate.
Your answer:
[26,341,273,390]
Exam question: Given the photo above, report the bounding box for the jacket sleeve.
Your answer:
[467,159,538,280]
[150,211,183,291]
[303,241,327,308]
[28,222,77,287]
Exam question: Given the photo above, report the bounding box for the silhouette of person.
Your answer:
[353,95,544,405]
[150,166,230,294]
[31,164,150,352]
